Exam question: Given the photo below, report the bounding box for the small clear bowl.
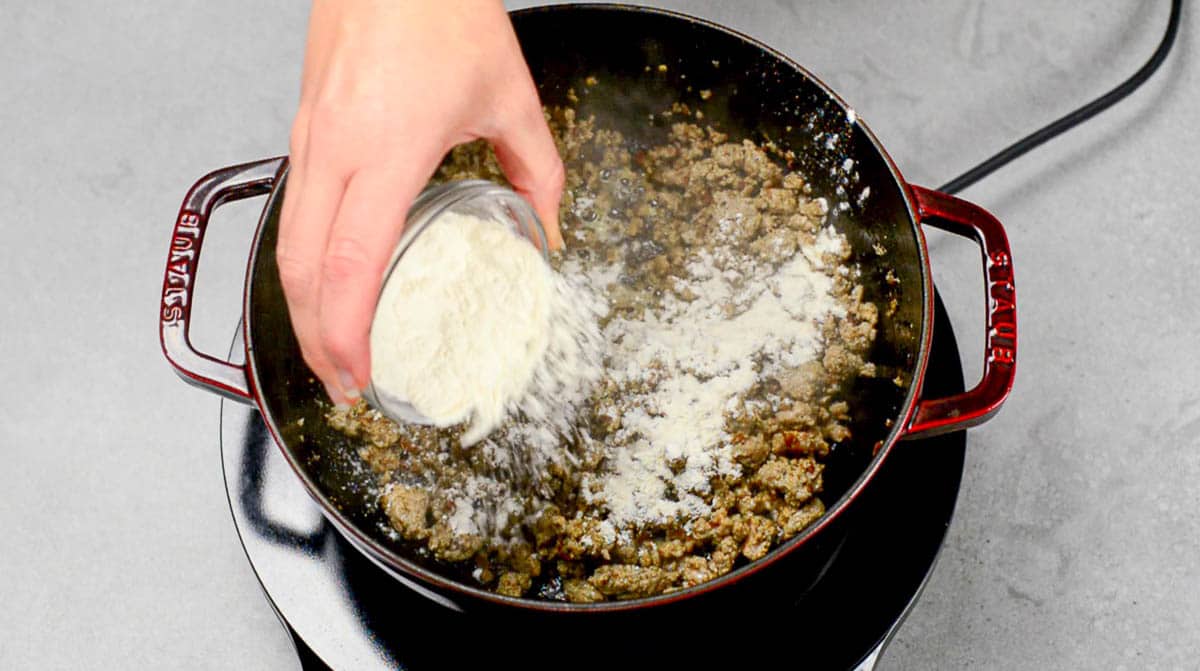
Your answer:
[361,179,549,425]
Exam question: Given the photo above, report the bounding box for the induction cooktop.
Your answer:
[220,291,966,671]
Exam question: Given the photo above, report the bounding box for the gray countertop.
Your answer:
[2,1,1196,668]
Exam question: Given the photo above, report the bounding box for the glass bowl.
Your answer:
[361,180,549,425]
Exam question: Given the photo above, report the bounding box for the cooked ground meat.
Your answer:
[563,578,605,604]
[381,483,430,541]
[328,93,878,602]
[588,564,673,599]
[496,571,532,598]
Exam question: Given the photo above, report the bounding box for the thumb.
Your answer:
[488,89,566,249]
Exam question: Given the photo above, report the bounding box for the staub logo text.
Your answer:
[987,249,1015,366]
[161,212,201,324]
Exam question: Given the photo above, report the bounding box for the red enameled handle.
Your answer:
[903,185,1016,439]
[159,158,285,403]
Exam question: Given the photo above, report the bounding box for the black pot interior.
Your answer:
[247,4,927,606]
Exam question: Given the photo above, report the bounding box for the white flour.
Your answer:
[577,224,849,534]
[370,210,602,448]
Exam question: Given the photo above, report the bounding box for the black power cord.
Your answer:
[938,0,1183,195]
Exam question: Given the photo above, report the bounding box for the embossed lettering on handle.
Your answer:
[159,158,285,403]
[987,249,1016,367]
[162,212,202,325]
[904,185,1017,439]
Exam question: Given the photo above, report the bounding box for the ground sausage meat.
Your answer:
[326,94,878,602]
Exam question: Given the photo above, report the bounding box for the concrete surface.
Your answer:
[1,1,1196,668]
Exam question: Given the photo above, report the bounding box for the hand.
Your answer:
[277,0,565,407]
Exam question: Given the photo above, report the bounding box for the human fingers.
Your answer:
[313,157,439,397]
[276,128,349,405]
[487,80,565,250]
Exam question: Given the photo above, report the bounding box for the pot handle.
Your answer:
[159,158,286,403]
[903,185,1016,439]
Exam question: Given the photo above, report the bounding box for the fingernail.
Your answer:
[334,402,352,412]
[323,382,347,407]
[338,370,361,399]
